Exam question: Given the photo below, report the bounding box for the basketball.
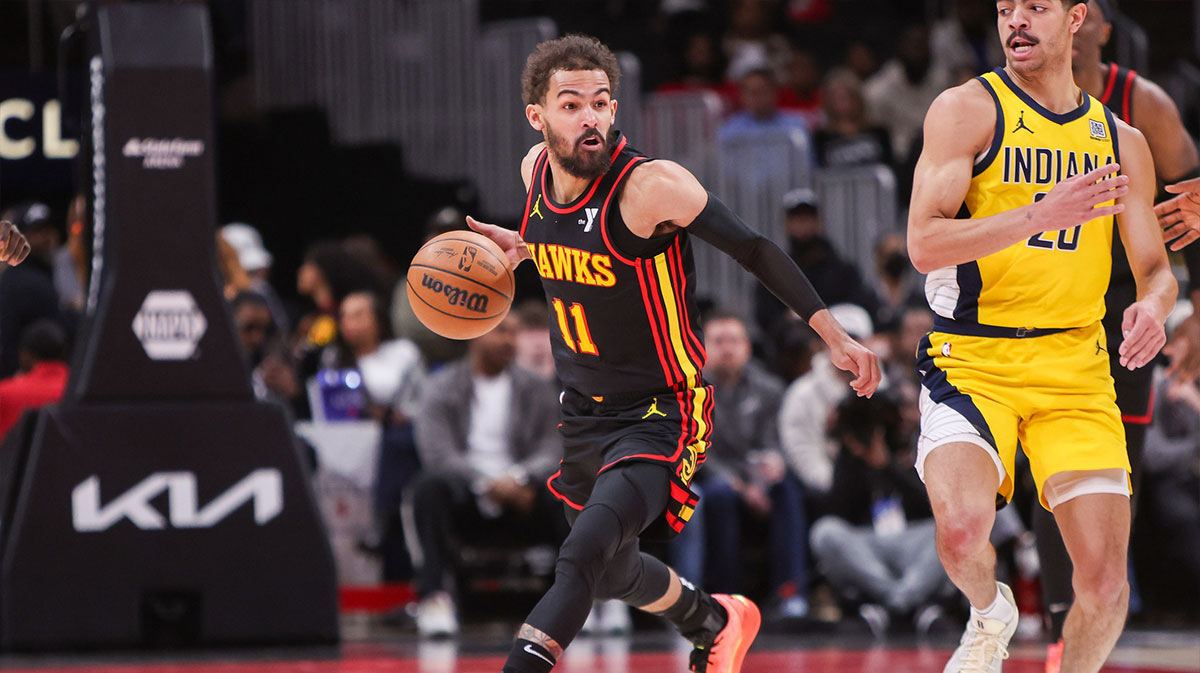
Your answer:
[406,230,514,340]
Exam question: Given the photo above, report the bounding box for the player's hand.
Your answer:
[1028,163,1127,237]
[1155,176,1200,251]
[466,216,532,267]
[828,337,882,398]
[0,220,31,266]
[1119,300,1167,371]
[1164,312,1200,383]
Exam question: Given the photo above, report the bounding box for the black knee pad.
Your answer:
[556,503,624,591]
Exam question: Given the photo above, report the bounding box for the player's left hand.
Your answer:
[1155,176,1200,251]
[1164,312,1200,383]
[828,337,882,398]
[0,220,31,266]
[1119,301,1167,370]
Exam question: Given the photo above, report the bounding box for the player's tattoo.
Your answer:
[517,624,563,659]
[1025,211,1033,221]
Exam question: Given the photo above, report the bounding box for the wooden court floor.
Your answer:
[2,628,1196,673]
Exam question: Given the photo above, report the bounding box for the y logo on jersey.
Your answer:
[579,207,599,232]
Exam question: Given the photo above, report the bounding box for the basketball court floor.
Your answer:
[2,623,1196,673]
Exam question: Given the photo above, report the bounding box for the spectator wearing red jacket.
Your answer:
[0,320,69,440]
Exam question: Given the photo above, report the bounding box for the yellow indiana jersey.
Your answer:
[925,68,1121,330]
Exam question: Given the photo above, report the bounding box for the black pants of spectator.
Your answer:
[407,471,567,598]
[1033,422,1145,639]
[374,422,423,580]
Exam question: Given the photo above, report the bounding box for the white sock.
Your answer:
[973,584,1015,623]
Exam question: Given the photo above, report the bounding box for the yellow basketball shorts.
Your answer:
[914,321,1129,509]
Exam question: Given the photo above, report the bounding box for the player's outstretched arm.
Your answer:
[1115,121,1178,371]
[907,84,1129,272]
[0,221,30,266]
[620,160,882,397]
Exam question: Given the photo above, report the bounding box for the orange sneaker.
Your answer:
[688,594,761,673]
[1045,638,1064,673]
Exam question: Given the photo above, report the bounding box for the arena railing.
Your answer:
[815,163,899,288]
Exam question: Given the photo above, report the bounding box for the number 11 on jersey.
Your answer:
[552,298,598,355]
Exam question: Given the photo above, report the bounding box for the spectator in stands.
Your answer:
[870,232,926,333]
[722,0,791,83]
[779,304,877,508]
[719,67,809,140]
[0,202,63,379]
[294,240,386,390]
[221,222,290,335]
[685,310,812,621]
[809,393,951,638]
[755,189,879,337]
[863,23,953,163]
[885,306,933,446]
[778,44,824,128]
[657,30,738,111]
[407,313,564,637]
[335,289,426,582]
[0,320,69,440]
[842,40,879,82]
[812,69,893,169]
[391,207,469,368]
[231,291,301,406]
[58,195,86,313]
[513,299,555,382]
[930,0,1003,77]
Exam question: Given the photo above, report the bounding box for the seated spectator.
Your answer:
[0,321,69,440]
[719,67,809,142]
[335,290,425,422]
[513,300,555,382]
[221,222,290,336]
[656,29,739,111]
[779,303,877,507]
[777,44,824,129]
[232,291,303,410]
[675,310,811,621]
[755,190,880,338]
[930,0,1003,77]
[809,393,952,638]
[812,69,893,169]
[0,202,63,378]
[407,314,564,637]
[863,23,953,164]
[871,232,927,333]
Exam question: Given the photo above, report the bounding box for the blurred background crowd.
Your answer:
[0,0,1196,643]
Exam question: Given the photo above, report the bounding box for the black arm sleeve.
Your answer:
[687,192,827,321]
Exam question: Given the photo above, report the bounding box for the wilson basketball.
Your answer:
[406,230,514,339]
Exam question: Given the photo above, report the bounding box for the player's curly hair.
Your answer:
[521,35,621,106]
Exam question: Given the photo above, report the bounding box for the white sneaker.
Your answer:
[415,592,459,638]
[597,599,631,635]
[943,583,1019,673]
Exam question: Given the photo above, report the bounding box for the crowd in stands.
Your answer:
[0,0,1196,644]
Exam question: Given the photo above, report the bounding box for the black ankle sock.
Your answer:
[653,577,728,645]
[502,638,557,673]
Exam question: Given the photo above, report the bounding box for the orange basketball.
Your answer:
[406,230,514,339]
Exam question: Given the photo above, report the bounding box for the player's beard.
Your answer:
[546,124,614,180]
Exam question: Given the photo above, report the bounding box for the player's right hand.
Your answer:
[828,338,882,398]
[1028,163,1128,236]
[0,220,31,266]
[1156,176,1200,251]
[466,215,532,267]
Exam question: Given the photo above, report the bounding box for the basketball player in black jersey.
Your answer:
[1025,4,1200,670]
[466,36,880,673]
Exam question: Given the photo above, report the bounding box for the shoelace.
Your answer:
[688,633,724,672]
[956,630,1010,673]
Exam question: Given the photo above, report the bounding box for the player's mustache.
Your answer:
[1007,30,1038,48]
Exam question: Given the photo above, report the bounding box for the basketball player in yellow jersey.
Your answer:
[907,1,1176,672]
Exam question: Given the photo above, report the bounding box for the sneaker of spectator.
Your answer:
[581,599,632,637]
[858,603,890,641]
[414,591,459,638]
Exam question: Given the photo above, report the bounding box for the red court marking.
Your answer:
[1,649,1185,673]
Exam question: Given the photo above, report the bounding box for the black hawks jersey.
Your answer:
[520,134,706,397]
